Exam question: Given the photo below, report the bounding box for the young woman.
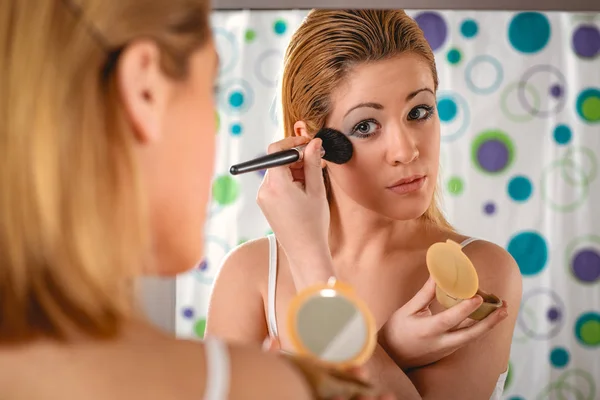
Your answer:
[0,2,388,399]
[207,9,523,400]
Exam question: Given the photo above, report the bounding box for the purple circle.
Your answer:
[571,248,600,283]
[547,307,561,322]
[518,288,565,340]
[198,259,208,271]
[414,12,448,52]
[518,65,567,118]
[572,25,600,59]
[477,140,509,173]
[182,307,195,319]
[484,202,496,215]
[550,84,563,98]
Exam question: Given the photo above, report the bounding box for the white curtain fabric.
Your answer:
[176,10,600,399]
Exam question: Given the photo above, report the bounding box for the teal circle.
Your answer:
[447,48,462,64]
[507,231,548,276]
[508,12,551,54]
[461,19,479,38]
[438,98,458,122]
[508,175,533,202]
[549,347,570,368]
[553,124,572,145]
[465,55,504,95]
[576,87,600,124]
[274,19,287,35]
[228,91,244,108]
[508,397,525,400]
[574,312,600,347]
[230,123,242,136]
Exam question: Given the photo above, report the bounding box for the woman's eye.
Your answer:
[408,106,432,120]
[351,120,379,137]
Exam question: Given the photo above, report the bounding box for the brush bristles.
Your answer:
[314,128,354,164]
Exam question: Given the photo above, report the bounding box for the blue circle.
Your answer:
[212,28,239,75]
[437,91,470,142]
[553,124,572,145]
[508,12,551,54]
[230,123,242,136]
[508,175,533,202]
[229,91,244,108]
[549,347,570,368]
[461,19,479,38]
[219,79,255,115]
[447,48,461,64]
[465,55,504,95]
[507,231,548,276]
[182,307,195,319]
[274,20,287,35]
[438,98,458,122]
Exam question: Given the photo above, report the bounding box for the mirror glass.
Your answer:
[294,290,368,363]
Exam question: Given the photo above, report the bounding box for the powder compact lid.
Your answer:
[426,239,479,299]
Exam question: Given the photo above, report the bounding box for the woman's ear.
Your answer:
[117,39,171,144]
[293,121,326,168]
[293,121,310,139]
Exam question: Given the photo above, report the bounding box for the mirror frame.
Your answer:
[287,278,378,369]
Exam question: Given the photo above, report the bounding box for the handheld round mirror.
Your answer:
[287,277,376,369]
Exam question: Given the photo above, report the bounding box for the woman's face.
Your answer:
[324,52,440,220]
[120,39,218,275]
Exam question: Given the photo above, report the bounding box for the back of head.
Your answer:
[281,10,451,229]
[0,0,210,343]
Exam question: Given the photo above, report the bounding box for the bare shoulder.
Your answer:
[460,238,523,304]
[174,338,313,400]
[216,236,272,284]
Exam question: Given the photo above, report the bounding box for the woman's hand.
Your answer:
[380,277,509,371]
[263,337,396,400]
[256,135,333,288]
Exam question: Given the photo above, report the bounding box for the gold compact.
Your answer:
[286,277,377,369]
[426,239,502,320]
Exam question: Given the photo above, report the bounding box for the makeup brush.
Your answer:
[229,128,354,176]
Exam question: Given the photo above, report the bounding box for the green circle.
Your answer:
[238,237,248,245]
[471,130,515,175]
[562,147,598,186]
[576,88,600,124]
[215,111,220,133]
[447,176,464,195]
[265,229,274,236]
[245,29,256,42]
[557,369,596,400]
[582,97,600,121]
[447,48,462,64]
[500,82,541,123]
[194,318,206,338]
[212,175,240,206]
[574,312,600,347]
[540,159,590,212]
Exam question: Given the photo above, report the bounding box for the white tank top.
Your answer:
[265,234,508,400]
[203,337,231,400]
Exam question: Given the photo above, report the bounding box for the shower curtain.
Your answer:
[176,10,600,399]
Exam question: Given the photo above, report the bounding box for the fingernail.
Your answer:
[500,311,508,318]
[320,147,326,158]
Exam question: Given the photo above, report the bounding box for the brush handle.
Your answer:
[229,147,303,175]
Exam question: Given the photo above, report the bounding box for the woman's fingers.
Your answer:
[441,303,509,349]
[428,295,483,333]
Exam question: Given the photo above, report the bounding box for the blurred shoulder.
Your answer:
[217,236,273,280]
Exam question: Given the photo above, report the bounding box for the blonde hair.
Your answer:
[0,0,210,343]
[281,10,452,229]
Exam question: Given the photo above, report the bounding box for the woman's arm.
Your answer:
[205,239,270,345]
[407,242,522,399]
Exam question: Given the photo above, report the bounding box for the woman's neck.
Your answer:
[327,195,427,265]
